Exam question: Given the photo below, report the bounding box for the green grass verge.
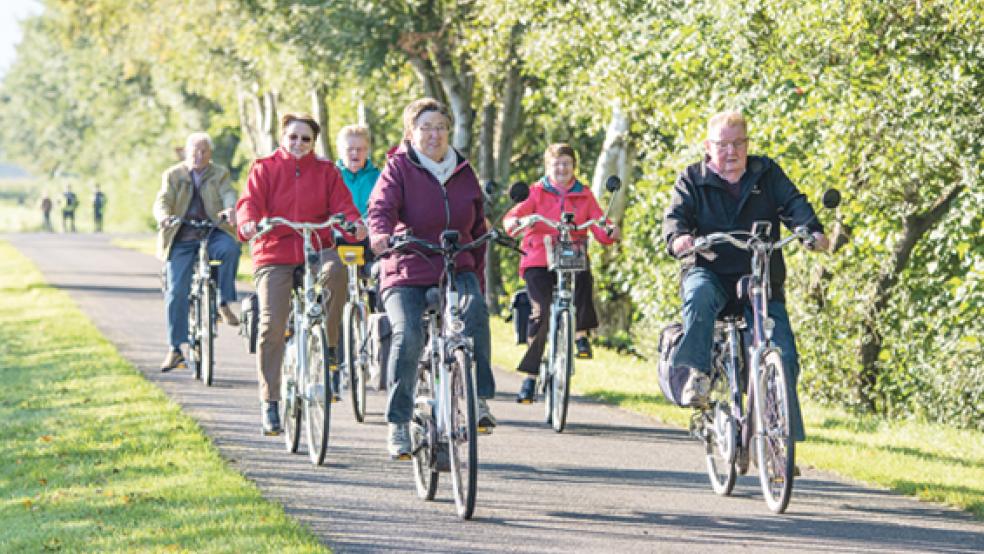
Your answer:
[0,240,327,553]
[490,317,984,519]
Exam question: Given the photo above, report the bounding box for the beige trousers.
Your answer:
[254,248,346,402]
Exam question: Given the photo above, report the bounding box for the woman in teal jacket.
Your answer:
[335,124,381,217]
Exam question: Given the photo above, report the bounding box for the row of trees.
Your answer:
[1,0,980,429]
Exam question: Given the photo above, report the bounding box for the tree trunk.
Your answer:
[494,23,525,188]
[310,85,330,159]
[408,55,445,104]
[429,39,474,154]
[237,87,262,159]
[857,183,965,411]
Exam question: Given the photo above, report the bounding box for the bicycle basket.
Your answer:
[547,239,587,272]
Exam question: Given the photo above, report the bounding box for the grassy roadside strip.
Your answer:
[0,241,327,553]
[489,317,984,520]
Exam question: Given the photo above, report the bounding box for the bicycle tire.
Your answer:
[188,287,202,380]
[704,373,738,495]
[551,309,574,433]
[448,347,478,520]
[201,280,216,387]
[305,322,331,465]
[412,360,439,500]
[755,349,795,513]
[282,308,302,453]
[344,302,368,423]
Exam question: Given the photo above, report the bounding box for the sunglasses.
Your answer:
[289,134,313,143]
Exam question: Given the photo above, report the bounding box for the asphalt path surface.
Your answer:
[7,232,983,553]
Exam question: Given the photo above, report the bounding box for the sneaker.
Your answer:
[477,398,497,432]
[575,336,593,359]
[160,349,185,372]
[262,401,282,436]
[388,422,411,460]
[516,377,537,404]
[218,303,240,326]
[680,368,711,407]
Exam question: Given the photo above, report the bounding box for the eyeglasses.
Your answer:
[416,124,449,134]
[289,134,313,143]
[709,138,749,150]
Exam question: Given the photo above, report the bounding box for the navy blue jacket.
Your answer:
[662,155,823,300]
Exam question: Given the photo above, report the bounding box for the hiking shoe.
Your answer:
[262,401,282,436]
[388,423,411,460]
[680,368,711,407]
[477,398,497,433]
[575,336,593,359]
[160,349,185,372]
[516,377,537,404]
[218,303,240,326]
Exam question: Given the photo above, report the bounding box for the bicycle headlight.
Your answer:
[764,317,775,340]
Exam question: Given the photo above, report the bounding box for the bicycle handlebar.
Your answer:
[681,226,814,259]
[383,228,523,258]
[252,213,349,241]
[513,213,609,234]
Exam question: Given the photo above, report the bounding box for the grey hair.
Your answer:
[336,124,371,153]
[185,132,214,152]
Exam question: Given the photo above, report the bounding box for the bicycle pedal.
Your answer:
[517,398,534,405]
[262,428,282,437]
[393,452,412,461]
[477,425,494,435]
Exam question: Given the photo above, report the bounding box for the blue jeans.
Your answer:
[381,271,494,424]
[673,267,805,441]
[164,232,240,349]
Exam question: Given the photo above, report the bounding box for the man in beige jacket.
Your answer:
[153,132,241,371]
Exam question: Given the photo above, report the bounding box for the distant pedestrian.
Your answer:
[93,185,107,232]
[40,192,53,232]
[61,185,78,232]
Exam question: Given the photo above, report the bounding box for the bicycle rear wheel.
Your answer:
[704,373,738,495]
[448,347,478,519]
[305,322,331,465]
[550,309,574,433]
[344,302,368,422]
[412,364,439,500]
[755,349,795,513]
[201,280,216,387]
[281,309,302,452]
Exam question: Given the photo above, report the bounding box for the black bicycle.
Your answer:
[182,217,225,387]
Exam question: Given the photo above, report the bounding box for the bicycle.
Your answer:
[384,228,518,520]
[181,216,225,387]
[685,189,839,513]
[253,213,353,466]
[337,241,372,422]
[508,176,621,433]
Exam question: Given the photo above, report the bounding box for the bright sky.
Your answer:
[0,0,44,78]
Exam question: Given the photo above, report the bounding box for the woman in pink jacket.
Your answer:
[237,112,366,435]
[503,143,619,403]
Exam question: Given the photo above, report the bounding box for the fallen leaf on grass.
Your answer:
[38,478,47,486]
[39,435,53,442]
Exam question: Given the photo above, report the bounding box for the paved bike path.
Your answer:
[7,232,983,553]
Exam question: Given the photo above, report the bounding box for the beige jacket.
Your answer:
[153,161,238,261]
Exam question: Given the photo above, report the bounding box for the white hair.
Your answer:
[185,132,214,152]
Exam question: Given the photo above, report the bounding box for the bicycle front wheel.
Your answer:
[448,348,478,520]
[754,349,795,513]
[281,310,302,452]
[550,309,574,433]
[305,322,331,465]
[344,302,368,423]
[201,280,216,386]
[188,288,202,380]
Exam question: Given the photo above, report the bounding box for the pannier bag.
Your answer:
[505,288,531,345]
[240,293,260,354]
[368,312,392,391]
[656,322,690,407]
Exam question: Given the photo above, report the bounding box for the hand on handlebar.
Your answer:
[370,233,390,255]
[800,230,830,252]
[240,221,258,240]
[605,224,621,241]
[672,234,694,257]
[218,208,236,227]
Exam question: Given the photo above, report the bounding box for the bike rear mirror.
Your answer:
[484,180,497,197]
[822,188,841,209]
[508,182,529,203]
[605,175,621,193]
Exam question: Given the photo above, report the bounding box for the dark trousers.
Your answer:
[517,266,598,374]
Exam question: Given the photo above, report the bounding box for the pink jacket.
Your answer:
[236,148,361,268]
[505,177,615,277]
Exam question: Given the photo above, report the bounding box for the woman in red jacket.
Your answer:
[503,143,619,403]
[237,112,367,435]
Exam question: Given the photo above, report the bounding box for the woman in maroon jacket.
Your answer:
[366,98,495,459]
[237,113,366,435]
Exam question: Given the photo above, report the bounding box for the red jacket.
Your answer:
[237,148,361,268]
[505,177,614,277]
